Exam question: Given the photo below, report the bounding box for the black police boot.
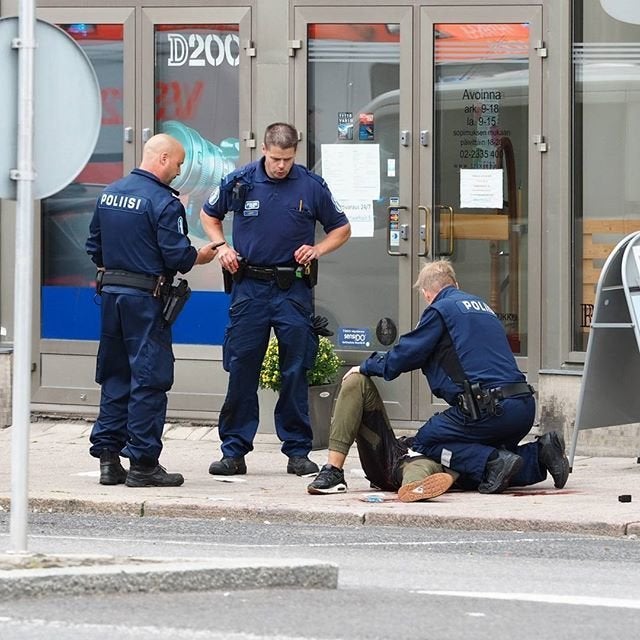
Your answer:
[99,449,127,486]
[537,431,570,489]
[478,450,523,494]
[208,456,247,476]
[125,463,184,487]
[287,456,319,477]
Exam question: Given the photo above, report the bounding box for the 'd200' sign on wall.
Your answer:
[166,33,240,67]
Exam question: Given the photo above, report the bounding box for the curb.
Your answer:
[2,497,637,538]
[0,556,338,600]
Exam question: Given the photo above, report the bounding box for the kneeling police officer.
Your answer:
[86,133,220,487]
[309,259,569,496]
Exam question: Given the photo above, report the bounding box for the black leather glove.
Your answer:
[312,315,333,337]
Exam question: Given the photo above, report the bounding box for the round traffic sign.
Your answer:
[0,17,101,200]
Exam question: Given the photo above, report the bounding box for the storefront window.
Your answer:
[40,23,124,340]
[39,22,241,344]
[573,0,640,351]
[154,24,240,295]
[42,24,124,290]
[152,23,241,344]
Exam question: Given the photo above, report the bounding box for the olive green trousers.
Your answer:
[328,373,455,491]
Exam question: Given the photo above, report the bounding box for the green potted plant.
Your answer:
[259,335,344,449]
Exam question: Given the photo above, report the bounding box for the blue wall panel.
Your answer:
[41,286,229,345]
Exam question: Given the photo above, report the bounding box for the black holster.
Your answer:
[458,380,483,421]
[161,278,191,325]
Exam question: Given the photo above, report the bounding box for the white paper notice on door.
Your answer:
[340,200,374,238]
[321,144,380,201]
[460,168,503,209]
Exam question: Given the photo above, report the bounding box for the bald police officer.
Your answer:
[311,259,569,495]
[200,122,351,477]
[86,133,220,487]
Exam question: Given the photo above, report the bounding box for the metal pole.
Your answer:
[9,0,36,554]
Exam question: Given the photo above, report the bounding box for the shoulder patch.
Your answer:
[208,186,220,206]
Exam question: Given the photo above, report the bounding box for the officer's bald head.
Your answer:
[140,134,185,185]
[414,259,458,300]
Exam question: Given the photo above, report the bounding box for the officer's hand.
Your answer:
[342,366,362,382]
[294,244,318,265]
[195,241,219,265]
[218,244,240,273]
[312,315,333,337]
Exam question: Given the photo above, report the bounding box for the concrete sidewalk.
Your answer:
[1,420,639,538]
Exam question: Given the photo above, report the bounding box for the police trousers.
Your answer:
[89,290,174,465]
[330,373,452,491]
[413,394,545,486]
[219,278,317,458]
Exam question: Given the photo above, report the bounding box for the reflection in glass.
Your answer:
[154,24,241,292]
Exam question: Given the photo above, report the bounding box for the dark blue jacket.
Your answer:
[360,286,525,405]
[86,168,197,276]
[201,158,349,266]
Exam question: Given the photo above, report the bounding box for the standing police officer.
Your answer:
[86,133,220,487]
[200,122,351,477]
[310,259,569,495]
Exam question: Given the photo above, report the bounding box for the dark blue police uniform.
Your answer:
[202,158,349,458]
[86,168,197,466]
[360,285,545,487]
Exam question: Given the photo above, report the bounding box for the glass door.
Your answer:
[418,6,543,419]
[294,6,414,420]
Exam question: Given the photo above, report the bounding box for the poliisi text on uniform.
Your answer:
[460,299,496,315]
[100,193,143,210]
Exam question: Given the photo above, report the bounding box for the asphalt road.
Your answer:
[1,513,640,640]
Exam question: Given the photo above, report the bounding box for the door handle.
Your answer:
[435,204,455,257]
[418,205,431,257]
[387,205,408,256]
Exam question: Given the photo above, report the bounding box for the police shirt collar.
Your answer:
[254,157,302,183]
[434,285,457,302]
[132,168,180,195]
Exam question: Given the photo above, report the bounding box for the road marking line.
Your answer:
[0,617,330,640]
[0,533,588,549]
[415,590,640,609]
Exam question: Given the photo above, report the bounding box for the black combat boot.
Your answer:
[537,431,570,488]
[208,456,247,476]
[287,456,319,477]
[478,450,523,494]
[125,463,184,487]
[99,449,127,486]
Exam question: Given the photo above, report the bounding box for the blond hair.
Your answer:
[414,259,457,294]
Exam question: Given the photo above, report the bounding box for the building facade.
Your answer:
[1,0,639,455]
